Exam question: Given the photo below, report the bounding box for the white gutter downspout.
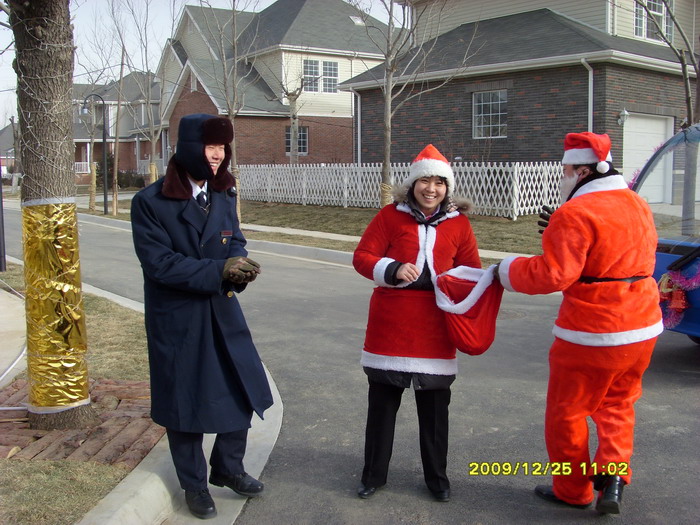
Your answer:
[350,87,362,164]
[581,58,593,131]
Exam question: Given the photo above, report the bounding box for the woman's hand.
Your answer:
[396,263,420,282]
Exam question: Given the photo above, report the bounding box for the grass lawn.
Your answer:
[96,198,543,256]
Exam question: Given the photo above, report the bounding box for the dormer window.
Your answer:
[634,0,673,43]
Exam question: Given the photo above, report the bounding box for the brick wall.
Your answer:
[169,76,219,148]
[599,64,691,156]
[357,63,694,165]
[169,74,353,164]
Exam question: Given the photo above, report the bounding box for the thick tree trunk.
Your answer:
[10,0,99,429]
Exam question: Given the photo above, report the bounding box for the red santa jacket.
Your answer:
[497,174,663,346]
[353,202,480,375]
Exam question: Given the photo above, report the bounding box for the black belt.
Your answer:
[579,275,649,284]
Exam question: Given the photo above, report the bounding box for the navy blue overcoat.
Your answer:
[131,177,273,433]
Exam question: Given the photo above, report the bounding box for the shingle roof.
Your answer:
[185,6,257,60]
[189,59,287,115]
[237,0,386,55]
[0,123,15,154]
[342,8,683,88]
[171,39,188,65]
[101,71,160,103]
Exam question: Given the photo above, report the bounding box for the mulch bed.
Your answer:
[0,378,165,470]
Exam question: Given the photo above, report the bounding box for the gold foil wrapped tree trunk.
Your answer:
[10,0,99,429]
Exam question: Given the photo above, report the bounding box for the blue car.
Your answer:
[632,123,700,343]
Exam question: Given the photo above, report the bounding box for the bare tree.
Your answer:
[350,0,475,205]
[192,1,262,218]
[75,15,117,211]
[108,0,182,185]
[632,0,698,124]
[631,0,698,235]
[1,0,99,429]
[112,46,126,216]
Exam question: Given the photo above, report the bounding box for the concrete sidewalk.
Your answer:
[0,228,524,525]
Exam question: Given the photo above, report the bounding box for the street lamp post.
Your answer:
[81,93,108,215]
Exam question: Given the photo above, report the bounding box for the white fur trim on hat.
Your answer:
[404,144,455,194]
[561,132,613,172]
[561,147,612,166]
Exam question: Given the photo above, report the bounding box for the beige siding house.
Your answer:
[410,0,699,53]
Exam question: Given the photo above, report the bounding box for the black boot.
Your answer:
[596,475,625,514]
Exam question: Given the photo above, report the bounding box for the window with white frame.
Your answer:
[303,59,339,93]
[473,89,507,139]
[323,61,338,93]
[303,60,319,92]
[285,126,309,154]
[634,0,673,42]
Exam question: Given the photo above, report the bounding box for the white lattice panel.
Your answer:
[239,161,561,219]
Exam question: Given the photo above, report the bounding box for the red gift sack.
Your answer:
[434,265,504,355]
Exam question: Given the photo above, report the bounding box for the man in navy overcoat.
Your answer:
[131,114,273,520]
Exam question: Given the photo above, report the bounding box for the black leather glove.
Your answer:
[538,205,555,235]
[223,256,261,283]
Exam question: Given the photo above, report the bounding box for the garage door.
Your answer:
[622,113,673,203]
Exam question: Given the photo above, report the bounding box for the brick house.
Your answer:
[341,0,697,203]
[73,71,164,184]
[157,0,387,165]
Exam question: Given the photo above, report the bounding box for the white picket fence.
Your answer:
[239,162,561,219]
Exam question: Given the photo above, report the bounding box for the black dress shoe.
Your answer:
[209,471,264,497]
[430,488,450,502]
[185,489,217,519]
[357,484,378,499]
[596,475,625,514]
[534,485,590,509]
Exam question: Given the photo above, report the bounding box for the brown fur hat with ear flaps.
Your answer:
[202,117,234,145]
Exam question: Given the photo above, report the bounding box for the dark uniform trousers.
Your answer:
[167,428,248,490]
[362,379,451,492]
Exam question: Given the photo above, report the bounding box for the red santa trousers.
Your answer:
[545,336,656,506]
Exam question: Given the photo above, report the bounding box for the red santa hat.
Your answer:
[404,144,455,194]
[561,132,613,174]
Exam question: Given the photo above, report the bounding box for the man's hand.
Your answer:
[538,205,556,235]
[223,256,262,284]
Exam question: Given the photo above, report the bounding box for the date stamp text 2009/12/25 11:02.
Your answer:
[467,461,629,476]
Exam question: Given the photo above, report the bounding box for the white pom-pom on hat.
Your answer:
[562,132,613,173]
[404,144,455,194]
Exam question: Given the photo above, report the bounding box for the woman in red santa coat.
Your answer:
[353,144,481,502]
[496,132,663,514]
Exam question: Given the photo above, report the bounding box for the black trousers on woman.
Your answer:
[361,379,451,492]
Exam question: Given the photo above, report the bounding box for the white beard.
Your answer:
[560,174,579,205]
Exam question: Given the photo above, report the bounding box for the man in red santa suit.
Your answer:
[496,132,663,514]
